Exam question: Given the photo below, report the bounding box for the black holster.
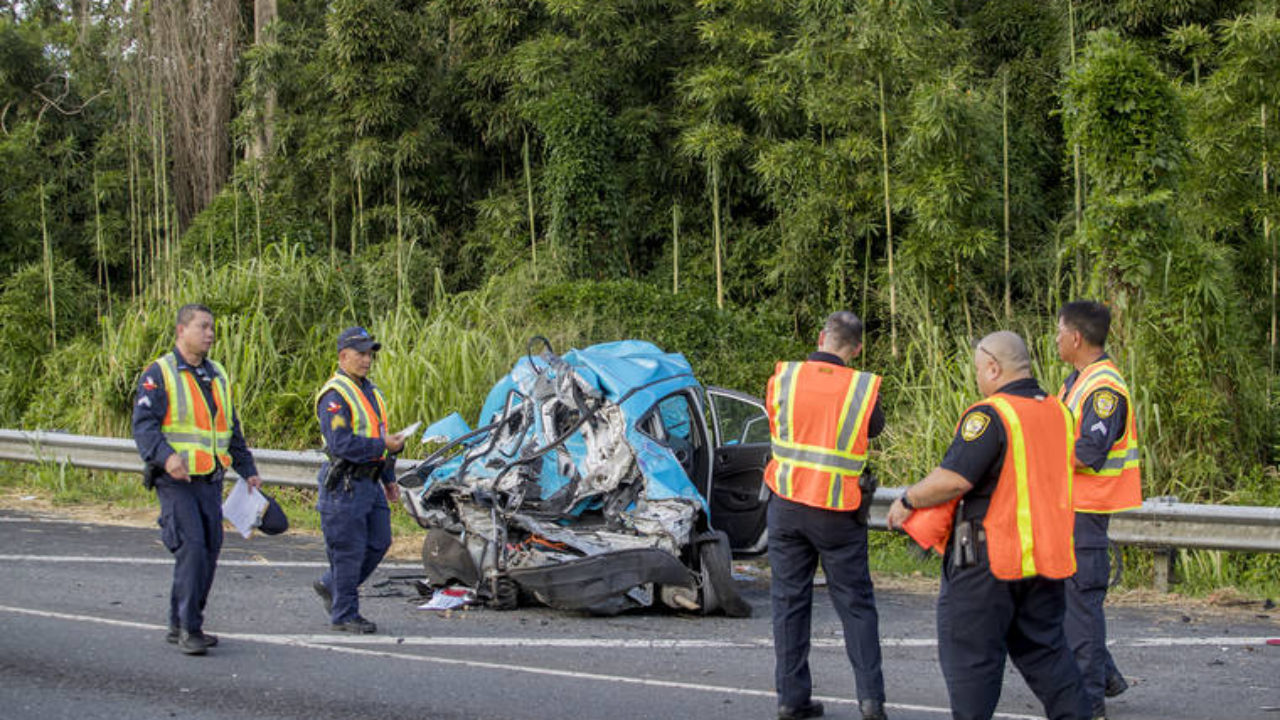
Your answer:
[142,463,162,491]
[950,501,979,571]
[854,471,878,525]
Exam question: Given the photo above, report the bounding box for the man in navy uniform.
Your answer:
[132,303,261,655]
[311,327,406,633]
[888,331,1089,720]
[764,311,888,720]
[1056,302,1140,719]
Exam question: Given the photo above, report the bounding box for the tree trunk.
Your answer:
[252,0,278,162]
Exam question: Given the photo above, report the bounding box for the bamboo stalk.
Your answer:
[1264,104,1273,392]
[523,130,537,280]
[878,71,897,357]
[127,119,138,302]
[40,182,57,351]
[711,162,724,310]
[355,174,364,256]
[396,162,404,311]
[1002,71,1011,320]
[672,203,680,295]
[93,169,111,318]
[328,170,337,267]
[1068,0,1084,295]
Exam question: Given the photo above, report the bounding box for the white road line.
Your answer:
[0,603,1041,720]
[0,554,419,570]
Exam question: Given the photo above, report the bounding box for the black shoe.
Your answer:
[177,629,210,655]
[332,616,377,634]
[859,699,888,720]
[1104,671,1129,698]
[778,700,824,720]
[167,627,218,647]
[313,580,333,615]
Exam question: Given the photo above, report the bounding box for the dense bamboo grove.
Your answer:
[1,0,1278,542]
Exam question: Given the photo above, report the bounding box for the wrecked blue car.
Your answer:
[398,339,772,616]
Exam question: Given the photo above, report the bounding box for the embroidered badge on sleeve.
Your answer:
[1093,390,1117,419]
[961,411,990,441]
[142,376,158,391]
[326,401,342,414]
[331,415,347,430]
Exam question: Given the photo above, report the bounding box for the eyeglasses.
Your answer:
[977,344,1002,372]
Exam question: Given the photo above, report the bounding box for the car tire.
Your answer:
[695,530,752,618]
[489,576,519,611]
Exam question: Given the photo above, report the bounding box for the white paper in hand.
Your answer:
[397,421,422,440]
[222,478,268,539]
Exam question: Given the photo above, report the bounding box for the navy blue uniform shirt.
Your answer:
[807,351,885,439]
[1060,353,1128,473]
[939,377,1047,516]
[132,347,258,479]
[317,369,395,484]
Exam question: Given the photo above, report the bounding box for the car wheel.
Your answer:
[695,530,752,618]
[489,576,519,611]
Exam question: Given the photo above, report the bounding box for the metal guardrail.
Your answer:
[0,429,418,488]
[3,429,1279,556]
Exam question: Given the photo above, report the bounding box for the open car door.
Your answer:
[705,386,771,554]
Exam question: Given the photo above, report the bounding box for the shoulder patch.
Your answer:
[326,401,343,414]
[1093,390,1117,419]
[961,411,990,442]
[331,415,347,430]
[142,375,158,391]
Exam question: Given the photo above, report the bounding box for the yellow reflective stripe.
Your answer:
[157,353,233,467]
[771,436,868,464]
[321,377,378,437]
[828,473,843,509]
[835,372,876,452]
[157,355,187,423]
[770,441,867,475]
[771,363,800,496]
[1057,400,1077,557]
[987,397,1037,578]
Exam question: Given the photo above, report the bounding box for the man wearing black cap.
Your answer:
[311,326,406,633]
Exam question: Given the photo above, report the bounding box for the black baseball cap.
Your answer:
[337,326,381,353]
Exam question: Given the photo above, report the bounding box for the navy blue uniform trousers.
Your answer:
[768,495,885,708]
[155,475,223,634]
[317,469,392,623]
[1065,513,1119,715]
[938,540,1089,720]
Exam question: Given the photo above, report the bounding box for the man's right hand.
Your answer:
[385,433,406,454]
[164,453,190,481]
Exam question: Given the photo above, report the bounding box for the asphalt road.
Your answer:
[1,508,1276,720]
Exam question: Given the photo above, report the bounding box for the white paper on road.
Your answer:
[418,586,474,611]
[222,478,269,539]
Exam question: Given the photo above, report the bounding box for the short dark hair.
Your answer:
[177,303,213,327]
[823,310,864,351]
[1059,301,1110,348]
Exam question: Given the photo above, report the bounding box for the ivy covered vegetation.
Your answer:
[1,0,1278,567]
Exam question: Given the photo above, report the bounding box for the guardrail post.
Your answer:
[1152,548,1177,593]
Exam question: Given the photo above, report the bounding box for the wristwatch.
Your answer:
[900,490,915,510]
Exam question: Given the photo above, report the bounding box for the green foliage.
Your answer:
[0,260,98,424]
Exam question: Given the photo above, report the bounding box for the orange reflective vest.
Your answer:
[764,361,880,511]
[155,352,234,476]
[316,373,389,462]
[982,393,1077,580]
[906,394,1077,580]
[1058,358,1142,514]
